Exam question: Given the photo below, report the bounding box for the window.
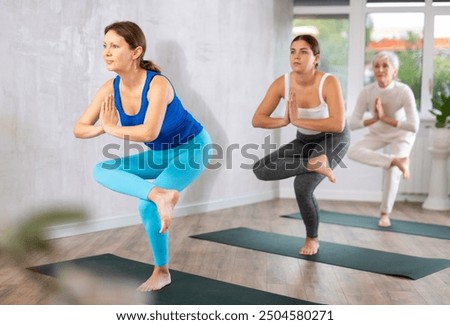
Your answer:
[366,0,425,7]
[293,16,349,100]
[365,0,450,116]
[294,0,349,5]
[432,15,450,98]
[364,12,424,108]
[293,0,450,118]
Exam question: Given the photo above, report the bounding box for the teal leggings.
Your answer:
[93,129,212,266]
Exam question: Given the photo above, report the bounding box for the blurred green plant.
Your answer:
[0,209,147,304]
[0,208,86,264]
[430,92,450,128]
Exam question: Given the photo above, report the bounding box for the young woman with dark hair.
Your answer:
[252,35,350,255]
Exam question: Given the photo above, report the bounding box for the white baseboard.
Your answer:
[279,186,427,204]
[46,190,277,239]
[278,186,383,202]
[45,189,428,239]
[46,213,141,240]
[174,190,278,218]
[397,193,427,203]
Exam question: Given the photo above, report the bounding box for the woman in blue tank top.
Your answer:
[74,21,211,291]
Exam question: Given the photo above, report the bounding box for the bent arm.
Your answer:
[252,76,289,129]
[73,80,112,139]
[102,75,172,142]
[348,88,379,130]
[396,87,420,133]
[290,76,346,133]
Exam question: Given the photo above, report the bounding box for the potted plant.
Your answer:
[428,92,450,151]
[430,92,450,128]
[422,92,450,211]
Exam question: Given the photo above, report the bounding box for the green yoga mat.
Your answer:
[281,210,450,240]
[30,254,317,305]
[191,227,450,280]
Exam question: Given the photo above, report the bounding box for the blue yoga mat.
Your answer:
[281,210,450,240]
[191,227,450,280]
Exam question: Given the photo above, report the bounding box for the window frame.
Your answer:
[293,0,450,120]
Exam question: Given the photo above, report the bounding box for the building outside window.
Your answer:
[365,12,424,108]
[293,0,450,117]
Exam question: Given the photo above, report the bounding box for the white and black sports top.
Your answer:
[285,72,330,135]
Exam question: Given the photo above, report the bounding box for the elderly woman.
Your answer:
[348,51,420,227]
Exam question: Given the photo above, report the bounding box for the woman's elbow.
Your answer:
[141,130,159,143]
[399,121,419,133]
[331,126,345,133]
[408,125,419,134]
[141,134,156,143]
[73,125,83,138]
[252,116,260,128]
[331,120,346,133]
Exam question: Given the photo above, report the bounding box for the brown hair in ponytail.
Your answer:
[104,21,161,72]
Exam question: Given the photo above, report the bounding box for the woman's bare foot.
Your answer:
[391,157,410,179]
[148,187,179,233]
[299,237,320,255]
[137,266,171,292]
[307,154,336,183]
[378,213,391,227]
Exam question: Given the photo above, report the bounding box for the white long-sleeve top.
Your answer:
[349,81,420,136]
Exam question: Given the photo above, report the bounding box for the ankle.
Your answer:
[153,266,170,275]
[148,187,177,202]
[307,155,326,169]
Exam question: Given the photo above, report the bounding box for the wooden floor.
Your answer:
[1,199,449,305]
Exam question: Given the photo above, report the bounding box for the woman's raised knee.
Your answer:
[346,146,360,161]
[252,164,270,180]
[92,160,116,183]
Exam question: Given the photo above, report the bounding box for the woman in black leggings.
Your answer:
[252,35,350,255]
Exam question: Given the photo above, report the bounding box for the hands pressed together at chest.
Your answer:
[99,94,119,131]
[252,73,346,134]
[284,90,300,127]
[363,97,398,128]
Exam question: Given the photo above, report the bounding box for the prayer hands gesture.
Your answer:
[364,97,388,127]
[285,90,298,126]
[374,97,385,120]
[100,94,119,128]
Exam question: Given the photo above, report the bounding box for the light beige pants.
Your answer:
[347,131,416,214]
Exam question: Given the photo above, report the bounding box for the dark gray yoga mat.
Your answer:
[29,253,317,305]
[191,227,450,280]
[281,210,450,240]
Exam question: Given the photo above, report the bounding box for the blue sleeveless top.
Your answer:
[113,70,203,150]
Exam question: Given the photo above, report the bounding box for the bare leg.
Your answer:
[307,154,336,183]
[299,237,320,255]
[391,157,410,179]
[378,212,391,227]
[148,187,179,234]
[137,265,171,291]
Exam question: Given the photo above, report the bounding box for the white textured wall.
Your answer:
[0,0,293,236]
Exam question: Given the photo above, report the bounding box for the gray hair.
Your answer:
[372,51,399,70]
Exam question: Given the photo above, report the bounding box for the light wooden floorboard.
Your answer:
[1,199,449,305]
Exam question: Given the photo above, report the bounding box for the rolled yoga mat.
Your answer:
[191,227,450,280]
[29,253,317,305]
[281,210,450,240]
